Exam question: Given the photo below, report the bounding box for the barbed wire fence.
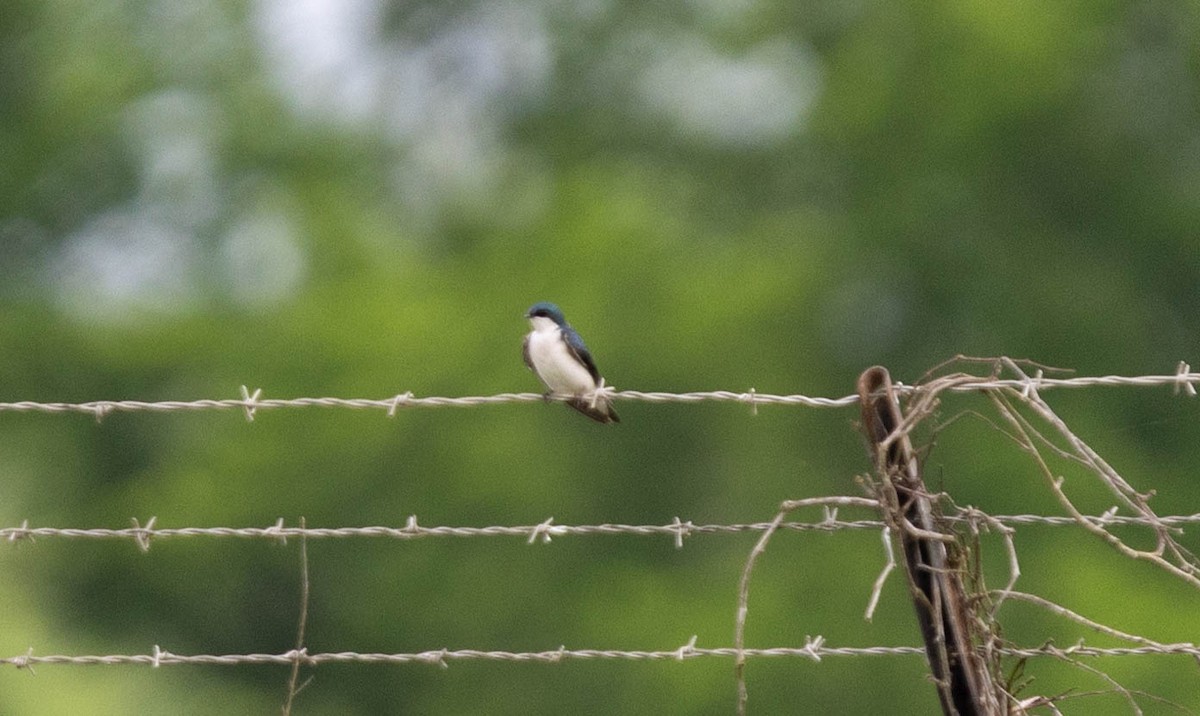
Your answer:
[0,362,1194,421]
[2,358,1198,714]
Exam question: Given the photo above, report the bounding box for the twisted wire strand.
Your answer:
[5,513,1198,547]
[0,370,1194,419]
[6,642,1198,670]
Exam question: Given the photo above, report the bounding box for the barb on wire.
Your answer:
[0,368,1193,419]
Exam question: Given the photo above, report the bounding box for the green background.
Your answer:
[2,0,1199,713]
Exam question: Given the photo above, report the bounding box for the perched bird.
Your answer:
[522,302,619,424]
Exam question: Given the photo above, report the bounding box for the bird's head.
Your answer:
[526,302,567,330]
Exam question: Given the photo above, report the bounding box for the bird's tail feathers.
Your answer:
[567,397,619,424]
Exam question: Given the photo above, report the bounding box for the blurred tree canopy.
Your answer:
[1,0,1199,713]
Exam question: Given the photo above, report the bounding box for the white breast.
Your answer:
[526,324,596,395]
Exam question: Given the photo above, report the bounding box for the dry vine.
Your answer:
[734,357,1198,715]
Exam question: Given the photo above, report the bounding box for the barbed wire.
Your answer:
[0,366,1194,421]
[6,639,1199,672]
[2,367,1196,707]
[5,511,1198,551]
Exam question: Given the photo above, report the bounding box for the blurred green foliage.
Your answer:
[1,0,1199,713]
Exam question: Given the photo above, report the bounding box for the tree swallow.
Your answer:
[523,302,619,424]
